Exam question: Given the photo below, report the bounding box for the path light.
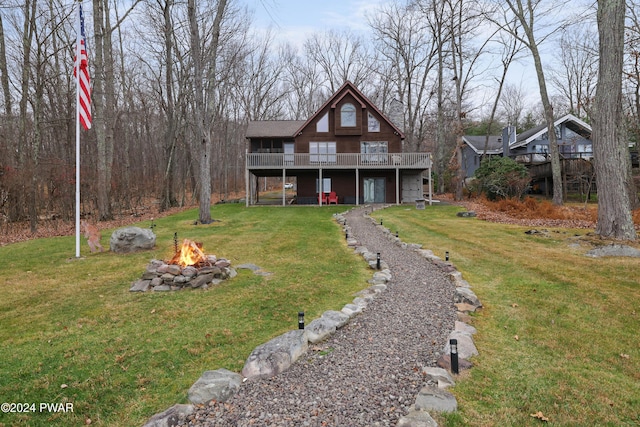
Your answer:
[450,338,459,374]
[150,219,156,231]
[380,218,383,225]
[345,231,349,239]
[445,251,450,261]
[376,252,381,270]
[395,231,399,238]
[298,311,305,330]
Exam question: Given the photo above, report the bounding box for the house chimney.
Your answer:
[502,125,516,158]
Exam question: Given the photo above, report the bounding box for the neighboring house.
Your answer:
[462,114,593,178]
[245,81,432,205]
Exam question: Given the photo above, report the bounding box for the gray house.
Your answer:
[462,114,593,178]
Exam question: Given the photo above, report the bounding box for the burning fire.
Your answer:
[169,239,208,267]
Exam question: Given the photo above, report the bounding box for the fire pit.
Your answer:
[129,239,236,292]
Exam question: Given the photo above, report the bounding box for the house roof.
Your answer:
[462,135,503,154]
[294,81,405,139]
[463,114,592,154]
[511,114,592,149]
[245,120,306,138]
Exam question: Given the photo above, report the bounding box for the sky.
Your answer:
[250,0,388,44]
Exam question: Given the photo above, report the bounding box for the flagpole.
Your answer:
[75,0,81,258]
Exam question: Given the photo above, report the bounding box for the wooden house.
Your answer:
[245,81,432,205]
[461,114,593,179]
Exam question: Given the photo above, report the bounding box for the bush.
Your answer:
[473,157,530,200]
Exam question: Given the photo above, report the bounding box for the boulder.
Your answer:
[305,317,338,344]
[341,303,363,318]
[188,369,242,404]
[586,244,640,258]
[110,227,156,253]
[321,310,350,329]
[396,409,439,427]
[142,404,194,427]
[444,330,479,360]
[414,386,457,413]
[241,330,308,379]
[455,287,482,310]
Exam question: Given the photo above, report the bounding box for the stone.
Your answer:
[142,404,194,427]
[321,310,350,329]
[150,277,164,287]
[586,244,640,258]
[455,302,479,314]
[444,330,478,360]
[422,367,455,389]
[130,279,151,292]
[414,386,457,413]
[182,266,198,277]
[241,330,308,379]
[456,211,477,217]
[305,317,338,344]
[437,354,473,371]
[198,266,222,276]
[190,273,214,289]
[110,227,156,253]
[341,303,363,318]
[455,287,482,310]
[153,285,171,292]
[396,408,439,427]
[165,264,182,275]
[236,263,261,271]
[455,321,477,335]
[187,369,242,404]
[173,275,188,284]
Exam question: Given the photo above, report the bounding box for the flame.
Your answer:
[170,239,207,267]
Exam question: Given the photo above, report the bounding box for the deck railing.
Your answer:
[246,152,432,169]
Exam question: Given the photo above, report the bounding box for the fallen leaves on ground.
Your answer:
[530,411,549,422]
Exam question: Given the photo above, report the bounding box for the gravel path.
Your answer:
[178,207,458,426]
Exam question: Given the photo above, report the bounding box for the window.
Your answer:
[368,113,380,132]
[361,141,388,163]
[316,178,332,194]
[316,113,328,132]
[341,103,356,127]
[310,142,336,163]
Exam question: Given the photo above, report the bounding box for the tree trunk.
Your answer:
[593,0,636,240]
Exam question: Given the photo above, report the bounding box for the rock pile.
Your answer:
[129,257,237,292]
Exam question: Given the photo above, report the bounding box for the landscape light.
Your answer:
[376,252,381,270]
[380,218,383,225]
[298,311,305,330]
[445,251,450,261]
[450,338,459,374]
[395,231,399,238]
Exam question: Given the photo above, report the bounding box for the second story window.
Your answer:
[341,103,356,127]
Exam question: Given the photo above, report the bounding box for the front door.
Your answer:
[363,177,385,203]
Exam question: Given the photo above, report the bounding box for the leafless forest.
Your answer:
[1,0,639,236]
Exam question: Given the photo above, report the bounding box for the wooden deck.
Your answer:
[528,158,594,180]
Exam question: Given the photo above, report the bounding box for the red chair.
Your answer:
[318,193,328,204]
[328,191,338,204]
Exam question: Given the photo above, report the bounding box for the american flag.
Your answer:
[74,3,91,130]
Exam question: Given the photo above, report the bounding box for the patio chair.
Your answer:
[328,191,338,204]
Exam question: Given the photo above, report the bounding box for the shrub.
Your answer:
[473,157,530,200]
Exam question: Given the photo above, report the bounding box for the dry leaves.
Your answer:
[620,353,630,359]
[514,335,519,341]
[530,411,549,422]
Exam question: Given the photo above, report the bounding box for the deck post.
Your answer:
[396,167,400,205]
[282,168,286,206]
[355,168,359,206]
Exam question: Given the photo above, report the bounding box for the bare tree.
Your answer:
[592,0,637,240]
[499,0,568,205]
[187,0,227,224]
[550,23,598,120]
[499,83,526,130]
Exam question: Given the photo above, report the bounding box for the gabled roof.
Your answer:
[245,120,306,138]
[462,135,503,154]
[294,81,405,139]
[511,114,592,149]
[462,114,592,154]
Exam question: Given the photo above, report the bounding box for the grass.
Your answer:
[372,205,640,427]
[2,201,639,426]
[0,204,371,426]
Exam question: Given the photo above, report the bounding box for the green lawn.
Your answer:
[2,203,638,426]
[0,204,370,426]
[372,205,640,427]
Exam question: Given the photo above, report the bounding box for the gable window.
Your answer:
[310,142,336,163]
[368,113,380,132]
[341,103,356,127]
[316,112,329,132]
[361,141,388,163]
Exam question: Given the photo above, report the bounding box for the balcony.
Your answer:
[246,152,432,170]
